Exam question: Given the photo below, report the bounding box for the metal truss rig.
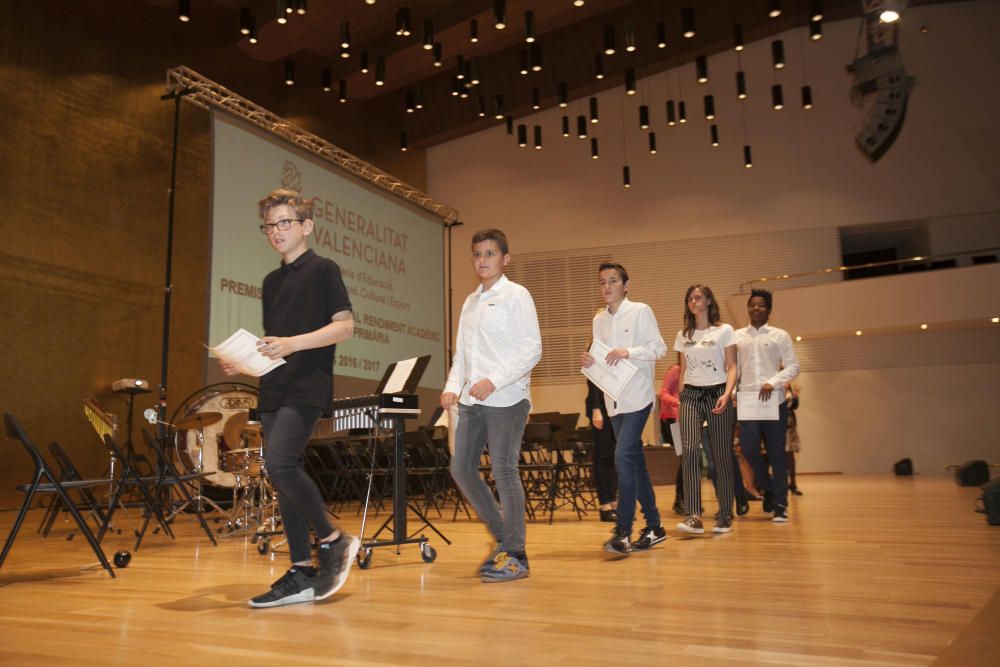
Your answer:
[165,66,459,224]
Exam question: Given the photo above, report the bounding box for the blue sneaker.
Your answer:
[480,552,529,583]
[478,541,504,575]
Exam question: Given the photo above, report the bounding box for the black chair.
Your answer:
[1,412,116,578]
[38,441,109,538]
[100,434,177,546]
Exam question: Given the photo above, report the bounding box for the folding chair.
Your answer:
[100,434,177,546]
[1,412,116,578]
[38,441,109,537]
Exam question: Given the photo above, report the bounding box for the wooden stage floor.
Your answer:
[0,475,997,666]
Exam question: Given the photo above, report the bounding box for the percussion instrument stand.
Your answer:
[165,426,225,521]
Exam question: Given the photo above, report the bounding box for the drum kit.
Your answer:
[164,386,281,547]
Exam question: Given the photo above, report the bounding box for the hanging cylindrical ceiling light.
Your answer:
[736,70,747,99]
[656,21,667,48]
[178,0,191,22]
[494,0,507,29]
[681,6,695,38]
[810,19,823,40]
[339,44,350,59]
[432,43,442,67]
[494,95,505,119]
[469,58,480,85]
[562,116,570,137]
[710,124,720,146]
[248,16,258,43]
[532,88,540,110]
[678,100,687,123]
[422,19,434,50]
[525,10,535,43]
[477,96,486,117]
[639,104,649,129]
[577,115,587,138]
[801,85,814,109]
[591,137,599,159]
[517,124,527,147]
[603,25,616,55]
[321,66,332,92]
[341,21,351,48]
[519,49,529,75]
[771,84,784,109]
[623,165,631,188]
[284,60,295,85]
[295,0,306,16]
[558,82,568,108]
[594,54,605,80]
[375,56,386,86]
[624,68,636,95]
[734,24,744,51]
[456,55,465,79]
[533,125,542,150]
[666,100,676,126]
[696,55,708,84]
[406,91,416,113]
[395,7,411,36]
[530,43,543,71]
[400,131,408,152]
[589,97,599,124]
[360,51,370,73]
[240,7,252,35]
[506,116,513,134]
[772,40,785,69]
[276,0,288,25]
[744,145,753,168]
[470,18,479,42]
[768,0,782,18]
[810,0,824,21]
[338,79,347,103]
[624,19,637,52]
[648,132,657,154]
[703,95,715,120]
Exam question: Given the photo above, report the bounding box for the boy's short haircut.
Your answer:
[258,189,315,221]
[471,229,509,255]
[598,262,629,284]
[748,288,773,310]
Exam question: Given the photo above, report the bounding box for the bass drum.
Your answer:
[172,384,258,488]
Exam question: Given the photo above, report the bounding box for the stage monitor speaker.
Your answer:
[893,458,913,476]
[981,477,1000,526]
[955,460,989,487]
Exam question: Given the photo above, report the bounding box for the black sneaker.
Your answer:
[599,509,618,523]
[248,567,317,608]
[790,486,803,496]
[713,516,733,534]
[603,528,632,556]
[736,496,750,516]
[772,506,789,523]
[315,534,362,600]
[633,525,667,551]
[762,490,775,514]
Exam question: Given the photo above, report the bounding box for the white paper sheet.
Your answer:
[670,422,683,456]
[736,390,780,421]
[207,328,286,378]
[383,357,418,393]
[581,339,639,402]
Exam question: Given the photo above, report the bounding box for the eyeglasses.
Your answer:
[259,218,303,234]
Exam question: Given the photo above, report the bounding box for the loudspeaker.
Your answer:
[955,460,990,487]
[980,478,1000,526]
[893,458,913,476]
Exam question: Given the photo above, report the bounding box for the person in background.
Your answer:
[786,384,803,496]
[586,378,618,522]
[658,365,685,515]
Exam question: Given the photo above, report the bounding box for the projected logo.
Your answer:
[280,160,302,191]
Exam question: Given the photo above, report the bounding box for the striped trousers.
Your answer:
[679,384,737,519]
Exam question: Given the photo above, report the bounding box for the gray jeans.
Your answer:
[450,400,531,554]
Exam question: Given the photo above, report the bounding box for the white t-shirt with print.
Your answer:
[673,324,735,386]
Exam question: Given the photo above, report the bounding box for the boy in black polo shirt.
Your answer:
[221,189,360,608]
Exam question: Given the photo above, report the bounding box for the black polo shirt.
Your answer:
[258,249,352,415]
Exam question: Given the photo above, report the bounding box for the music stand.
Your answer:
[357,355,450,568]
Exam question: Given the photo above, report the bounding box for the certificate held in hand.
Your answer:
[736,390,779,421]
[581,339,638,402]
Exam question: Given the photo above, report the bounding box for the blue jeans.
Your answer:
[450,400,531,554]
[739,401,790,509]
[611,404,660,534]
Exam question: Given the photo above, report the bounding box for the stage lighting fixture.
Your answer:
[681,7,695,38]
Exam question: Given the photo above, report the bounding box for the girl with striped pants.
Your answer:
[673,285,738,535]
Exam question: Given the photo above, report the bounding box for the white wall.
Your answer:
[426,2,1000,474]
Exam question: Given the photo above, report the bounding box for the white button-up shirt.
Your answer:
[733,323,800,404]
[444,274,542,408]
[592,298,667,417]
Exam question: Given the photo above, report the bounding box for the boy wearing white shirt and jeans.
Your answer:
[733,289,800,522]
[442,229,542,582]
[582,263,668,555]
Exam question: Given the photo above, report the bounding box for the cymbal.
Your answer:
[222,412,250,450]
[175,411,223,430]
